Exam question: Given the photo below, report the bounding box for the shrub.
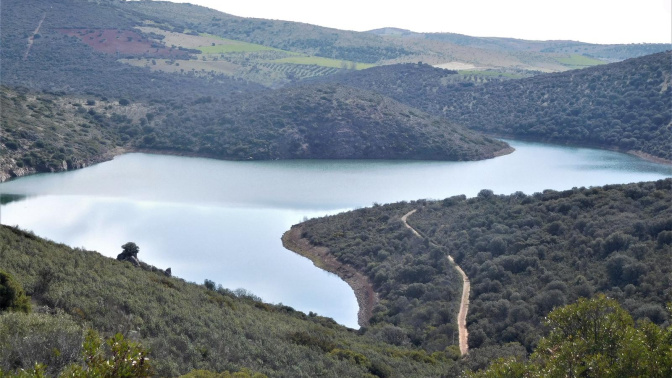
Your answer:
[0,270,31,313]
[0,312,83,375]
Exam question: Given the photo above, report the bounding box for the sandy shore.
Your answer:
[281,225,378,328]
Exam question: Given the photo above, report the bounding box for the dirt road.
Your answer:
[401,209,470,356]
[24,13,47,61]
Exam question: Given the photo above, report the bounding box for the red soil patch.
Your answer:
[58,28,189,58]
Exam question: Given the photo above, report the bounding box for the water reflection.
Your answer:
[0,139,670,328]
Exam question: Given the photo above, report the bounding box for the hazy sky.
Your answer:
[165,0,672,44]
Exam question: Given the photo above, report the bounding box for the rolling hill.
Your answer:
[369,28,670,63]
[292,179,672,368]
[315,52,672,161]
[0,84,512,181]
[3,0,668,94]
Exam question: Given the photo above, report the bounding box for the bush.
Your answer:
[0,312,83,375]
[0,270,31,313]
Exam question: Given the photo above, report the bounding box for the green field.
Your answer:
[197,33,286,54]
[555,54,606,68]
[458,70,523,78]
[271,56,374,70]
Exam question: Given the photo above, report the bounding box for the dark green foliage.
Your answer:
[1,84,511,181]
[0,0,262,102]
[155,84,508,161]
[120,1,413,64]
[119,242,139,258]
[299,201,464,351]
[0,270,31,313]
[62,330,152,377]
[468,296,672,377]
[180,369,268,378]
[299,179,672,357]
[0,225,456,377]
[417,31,669,61]
[0,86,127,181]
[319,53,672,160]
[0,312,84,375]
[410,179,672,351]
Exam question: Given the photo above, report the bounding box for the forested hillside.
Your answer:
[369,28,670,63]
[294,179,672,366]
[0,84,511,181]
[120,1,620,71]
[0,225,460,377]
[1,0,517,181]
[319,52,672,161]
[141,84,511,161]
[0,0,263,99]
[0,87,126,181]
[4,0,665,95]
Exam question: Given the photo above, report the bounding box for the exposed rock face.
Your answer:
[116,252,140,267]
[117,242,140,266]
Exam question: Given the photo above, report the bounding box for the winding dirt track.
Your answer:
[401,209,470,356]
[24,13,47,61]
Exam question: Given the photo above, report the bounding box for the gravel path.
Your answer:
[401,209,470,356]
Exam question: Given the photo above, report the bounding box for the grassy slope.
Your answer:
[0,225,458,377]
[316,53,672,161]
[297,179,672,369]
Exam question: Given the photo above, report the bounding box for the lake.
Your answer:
[0,140,670,328]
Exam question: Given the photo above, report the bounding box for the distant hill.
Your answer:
[369,28,670,63]
[143,84,512,161]
[316,52,672,161]
[4,0,666,95]
[0,0,264,98]
[0,84,512,181]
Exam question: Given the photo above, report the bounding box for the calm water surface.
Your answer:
[1,140,670,328]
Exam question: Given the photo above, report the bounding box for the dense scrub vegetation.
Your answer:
[0,84,511,181]
[2,0,515,181]
[122,1,665,70]
[469,295,672,377]
[370,28,670,62]
[298,202,464,353]
[0,225,459,377]
[410,179,672,352]
[0,0,262,102]
[144,84,511,161]
[298,179,672,364]
[6,0,664,96]
[320,52,672,161]
[0,86,128,181]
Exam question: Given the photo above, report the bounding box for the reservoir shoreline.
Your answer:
[2,140,670,328]
[2,138,669,184]
[282,225,378,328]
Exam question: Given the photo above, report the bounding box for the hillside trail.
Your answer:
[24,12,47,61]
[401,209,470,356]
